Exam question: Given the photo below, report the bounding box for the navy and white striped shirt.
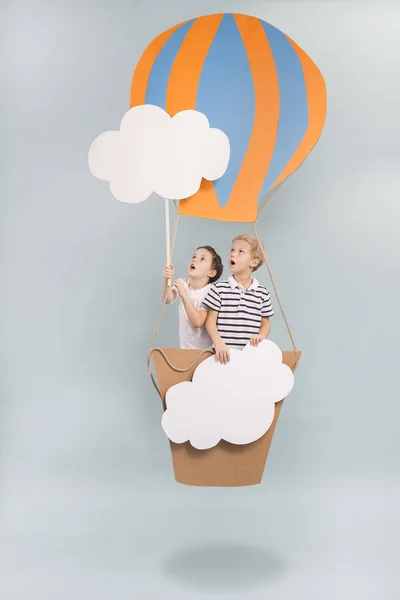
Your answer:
[202,275,274,349]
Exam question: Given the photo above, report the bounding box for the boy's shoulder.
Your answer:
[212,278,269,289]
[212,278,231,288]
[209,278,271,294]
[213,277,230,286]
[254,282,269,293]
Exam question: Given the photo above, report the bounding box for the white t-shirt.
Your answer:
[171,278,212,349]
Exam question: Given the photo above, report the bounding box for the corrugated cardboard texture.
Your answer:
[153,348,300,487]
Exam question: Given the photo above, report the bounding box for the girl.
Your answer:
[162,246,223,349]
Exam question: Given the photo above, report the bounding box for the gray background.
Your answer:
[2,0,400,598]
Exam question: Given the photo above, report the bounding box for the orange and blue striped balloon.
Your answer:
[130,14,327,223]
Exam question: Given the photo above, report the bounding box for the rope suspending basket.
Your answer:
[88,13,327,487]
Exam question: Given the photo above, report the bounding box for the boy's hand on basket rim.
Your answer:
[249,334,265,347]
[214,339,230,364]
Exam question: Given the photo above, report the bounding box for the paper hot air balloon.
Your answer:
[82,14,326,487]
[130,13,327,223]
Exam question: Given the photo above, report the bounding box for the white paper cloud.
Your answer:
[161,340,295,450]
[88,104,230,203]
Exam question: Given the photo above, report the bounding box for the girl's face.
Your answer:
[188,248,216,281]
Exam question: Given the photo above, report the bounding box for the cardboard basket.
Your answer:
[153,348,300,487]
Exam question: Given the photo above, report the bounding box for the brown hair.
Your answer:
[232,234,265,272]
[196,246,223,283]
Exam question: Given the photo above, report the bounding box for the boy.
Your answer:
[203,235,274,364]
[162,246,223,349]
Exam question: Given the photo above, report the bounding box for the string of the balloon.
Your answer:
[254,173,301,370]
[257,179,286,220]
[252,222,301,370]
[257,145,321,220]
[147,211,180,381]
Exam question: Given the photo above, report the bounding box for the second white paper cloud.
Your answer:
[162,340,295,450]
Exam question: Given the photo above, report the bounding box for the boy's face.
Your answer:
[188,248,216,282]
[229,240,258,275]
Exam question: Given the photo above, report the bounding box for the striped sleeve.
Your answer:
[261,289,274,317]
[202,285,221,311]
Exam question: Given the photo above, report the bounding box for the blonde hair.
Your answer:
[232,234,265,272]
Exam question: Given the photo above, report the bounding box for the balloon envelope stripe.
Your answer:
[130,23,186,107]
[145,20,194,110]
[257,22,308,201]
[166,14,223,116]
[195,14,255,208]
[271,36,327,189]
[229,15,280,217]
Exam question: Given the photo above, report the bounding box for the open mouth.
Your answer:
[230,259,236,267]
[190,264,196,270]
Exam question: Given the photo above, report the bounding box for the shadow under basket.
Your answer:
[153,348,301,488]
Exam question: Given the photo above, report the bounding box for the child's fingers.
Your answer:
[217,350,225,364]
[216,347,230,364]
[250,335,262,347]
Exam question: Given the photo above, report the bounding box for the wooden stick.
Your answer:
[165,198,171,287]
